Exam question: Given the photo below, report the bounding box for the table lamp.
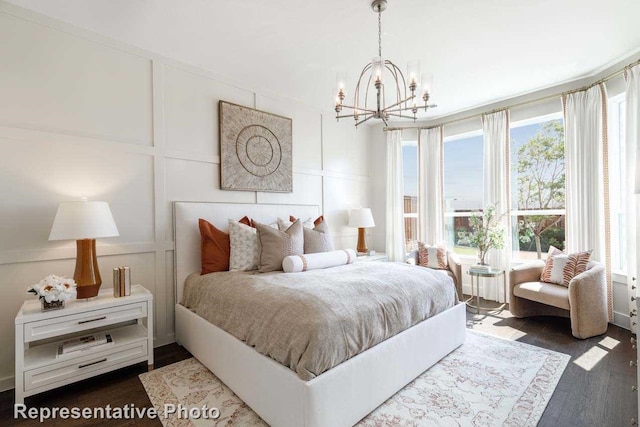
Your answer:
[348,208,375,255]
[49,200,119,299]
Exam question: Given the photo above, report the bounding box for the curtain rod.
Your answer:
[383,58,640,132]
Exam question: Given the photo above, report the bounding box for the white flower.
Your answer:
[27,275,77,302]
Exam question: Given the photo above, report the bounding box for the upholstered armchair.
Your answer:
[407,250,463,301]
[509,260,608,339]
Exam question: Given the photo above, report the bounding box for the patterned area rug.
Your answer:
[139,331,569,426]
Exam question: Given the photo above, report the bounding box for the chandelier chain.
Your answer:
[378,9,382,58]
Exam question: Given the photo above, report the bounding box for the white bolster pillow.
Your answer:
[282,249,357,273]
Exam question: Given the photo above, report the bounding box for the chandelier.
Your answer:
[334,0,436,127]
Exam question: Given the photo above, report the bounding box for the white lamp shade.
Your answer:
[348,208,375,228]
[49,201,119,241]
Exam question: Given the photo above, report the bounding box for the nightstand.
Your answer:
[355,253,388,262]
[14,284,153,405]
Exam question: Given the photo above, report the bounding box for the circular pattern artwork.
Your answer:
[235,125,282,177]
[220,101,292,192]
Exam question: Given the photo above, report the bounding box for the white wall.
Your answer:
[0,4,372,391]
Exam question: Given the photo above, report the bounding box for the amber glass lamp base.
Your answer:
[74,239,102,299]
[356,227,369,255]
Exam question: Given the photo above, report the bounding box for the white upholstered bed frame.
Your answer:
[173,201,466,427]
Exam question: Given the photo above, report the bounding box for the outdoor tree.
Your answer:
[515,120,565,258]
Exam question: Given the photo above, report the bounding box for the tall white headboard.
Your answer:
[173,201,320,303]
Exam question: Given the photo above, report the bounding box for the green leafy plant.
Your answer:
[515,120,565,258]
[469,203,506,265]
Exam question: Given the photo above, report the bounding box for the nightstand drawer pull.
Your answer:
[78,316,107,325]
[78,358,107,369]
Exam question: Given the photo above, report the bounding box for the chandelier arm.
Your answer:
[365,73,374,113]
[397,65,409,107]
[382,94,416,112]
[386,113,418,120]
[336,112,374,120]
[355,114,376,127]
[384,62,402,105]
[338,104,377,114]
[354,63,373,115]
[385,106,419,114]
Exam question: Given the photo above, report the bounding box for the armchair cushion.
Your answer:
[540,246,592,286]
[513,281,570,310]
[417,242,448,270]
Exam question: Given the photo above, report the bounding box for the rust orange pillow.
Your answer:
[199,217,252,275]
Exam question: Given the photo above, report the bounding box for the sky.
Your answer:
[403,120,558,211]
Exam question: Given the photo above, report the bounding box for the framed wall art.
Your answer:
[219,101,293,192]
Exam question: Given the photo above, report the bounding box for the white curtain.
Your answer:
[563,86,606,261]
[418,127,444,244]
[626,64,640,333]
[563,84,611,319]
[482,110,511,303]
[386,130,406,262]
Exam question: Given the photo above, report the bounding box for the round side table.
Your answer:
[466,268,507,314]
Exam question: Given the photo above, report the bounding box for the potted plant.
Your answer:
[28,275,77,311]
[468,203,506,266]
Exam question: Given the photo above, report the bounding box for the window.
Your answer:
[402,141,418,252]
[510,113,565,261]
[443,131,484,256]
[609,93,627,273]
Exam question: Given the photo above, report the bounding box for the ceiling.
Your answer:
[7,0,640,119]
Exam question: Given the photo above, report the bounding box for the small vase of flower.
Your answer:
[469,203,506,267]
[28,275,77,311]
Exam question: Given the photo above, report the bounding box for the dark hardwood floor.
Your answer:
[1,305,636,426]
[467,299,637,427]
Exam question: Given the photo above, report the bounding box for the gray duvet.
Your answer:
[181,261,456,381]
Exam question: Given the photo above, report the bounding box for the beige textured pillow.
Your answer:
[540,246,592,286]
[418,242,448,270]
[255,219,304,272]
[303,219,335,254]
[228,220,260,271]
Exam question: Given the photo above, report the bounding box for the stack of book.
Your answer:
[56,333,113,358]
[469,264,492,274]
[113,266,131,297]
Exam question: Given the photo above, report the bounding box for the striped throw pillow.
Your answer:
[418,242,448,270]
[540,246,592,287]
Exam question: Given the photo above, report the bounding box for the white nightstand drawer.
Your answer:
[24,340,148,392]
[24,302,147,343]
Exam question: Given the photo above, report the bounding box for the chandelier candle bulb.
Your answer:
[422,73,434,97]
[336,72,347,93]
[372,56,384,84]
[407,60,421,90]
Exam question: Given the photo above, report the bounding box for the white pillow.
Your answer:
[228,219,260,271]
[282,249,357,273]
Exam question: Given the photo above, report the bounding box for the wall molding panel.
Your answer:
[0,3,371,391]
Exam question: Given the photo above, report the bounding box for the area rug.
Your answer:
[139,331,569,426]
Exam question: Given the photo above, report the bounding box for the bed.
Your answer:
[174,202,466,427]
